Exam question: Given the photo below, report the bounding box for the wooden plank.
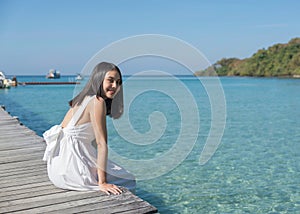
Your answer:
[0,146,45,157]
[0,152,44,164]
[1,186,67,202]
[0,181,53,192]
[0,190,93,211]
[0,162,45,173]
[0,159,44,170]
[0,174,50,188]
[0,190,109,212]
[0,165,46,178]
[0,182,61,197]
[0,107,158,213]
[95,201,158,214]
[0,147,44,157]
[11,189,135,213]
[0,143,41,151]
[0,134,39,140]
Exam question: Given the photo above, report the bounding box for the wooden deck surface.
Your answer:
[0,106,157,214]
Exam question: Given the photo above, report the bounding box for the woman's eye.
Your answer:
[106,78,120,86]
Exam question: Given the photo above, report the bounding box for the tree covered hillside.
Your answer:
[195,38,300,77]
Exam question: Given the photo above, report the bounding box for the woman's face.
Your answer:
[102,70,121,99]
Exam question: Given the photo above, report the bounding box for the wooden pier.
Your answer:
[0,106,157,213]
[19,82,80,85]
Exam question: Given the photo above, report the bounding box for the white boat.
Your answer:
[46,69,61,79]
[75,73,84,80]
[0,71,11,89]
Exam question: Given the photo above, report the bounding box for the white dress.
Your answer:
[43,95,136,192]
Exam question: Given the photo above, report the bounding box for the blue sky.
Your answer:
[1,0,299,75]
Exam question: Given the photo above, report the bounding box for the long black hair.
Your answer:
[69,62,123,119]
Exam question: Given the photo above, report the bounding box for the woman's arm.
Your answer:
[90,97,122,195]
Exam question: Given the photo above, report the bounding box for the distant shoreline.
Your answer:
[6,74,300,79]
[196,37,300,78]
[5,74,195,77]
[194,74,300,79]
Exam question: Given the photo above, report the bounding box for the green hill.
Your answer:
[195,38,300,77]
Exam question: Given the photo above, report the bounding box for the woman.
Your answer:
[43,62,135,195]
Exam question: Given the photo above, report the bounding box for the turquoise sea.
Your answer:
[1,75,299,213]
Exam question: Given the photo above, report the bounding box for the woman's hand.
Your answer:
[98,182,123,195]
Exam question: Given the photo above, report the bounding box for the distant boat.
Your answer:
[75,73,84,80]
[46,69,60,79]
[0,71,16,88]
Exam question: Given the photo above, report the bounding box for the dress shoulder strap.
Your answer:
[68,95,95,127]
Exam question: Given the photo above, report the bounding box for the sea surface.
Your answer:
[1,75,299,213]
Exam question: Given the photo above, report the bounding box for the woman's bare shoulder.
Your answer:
[87,96,106,113]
